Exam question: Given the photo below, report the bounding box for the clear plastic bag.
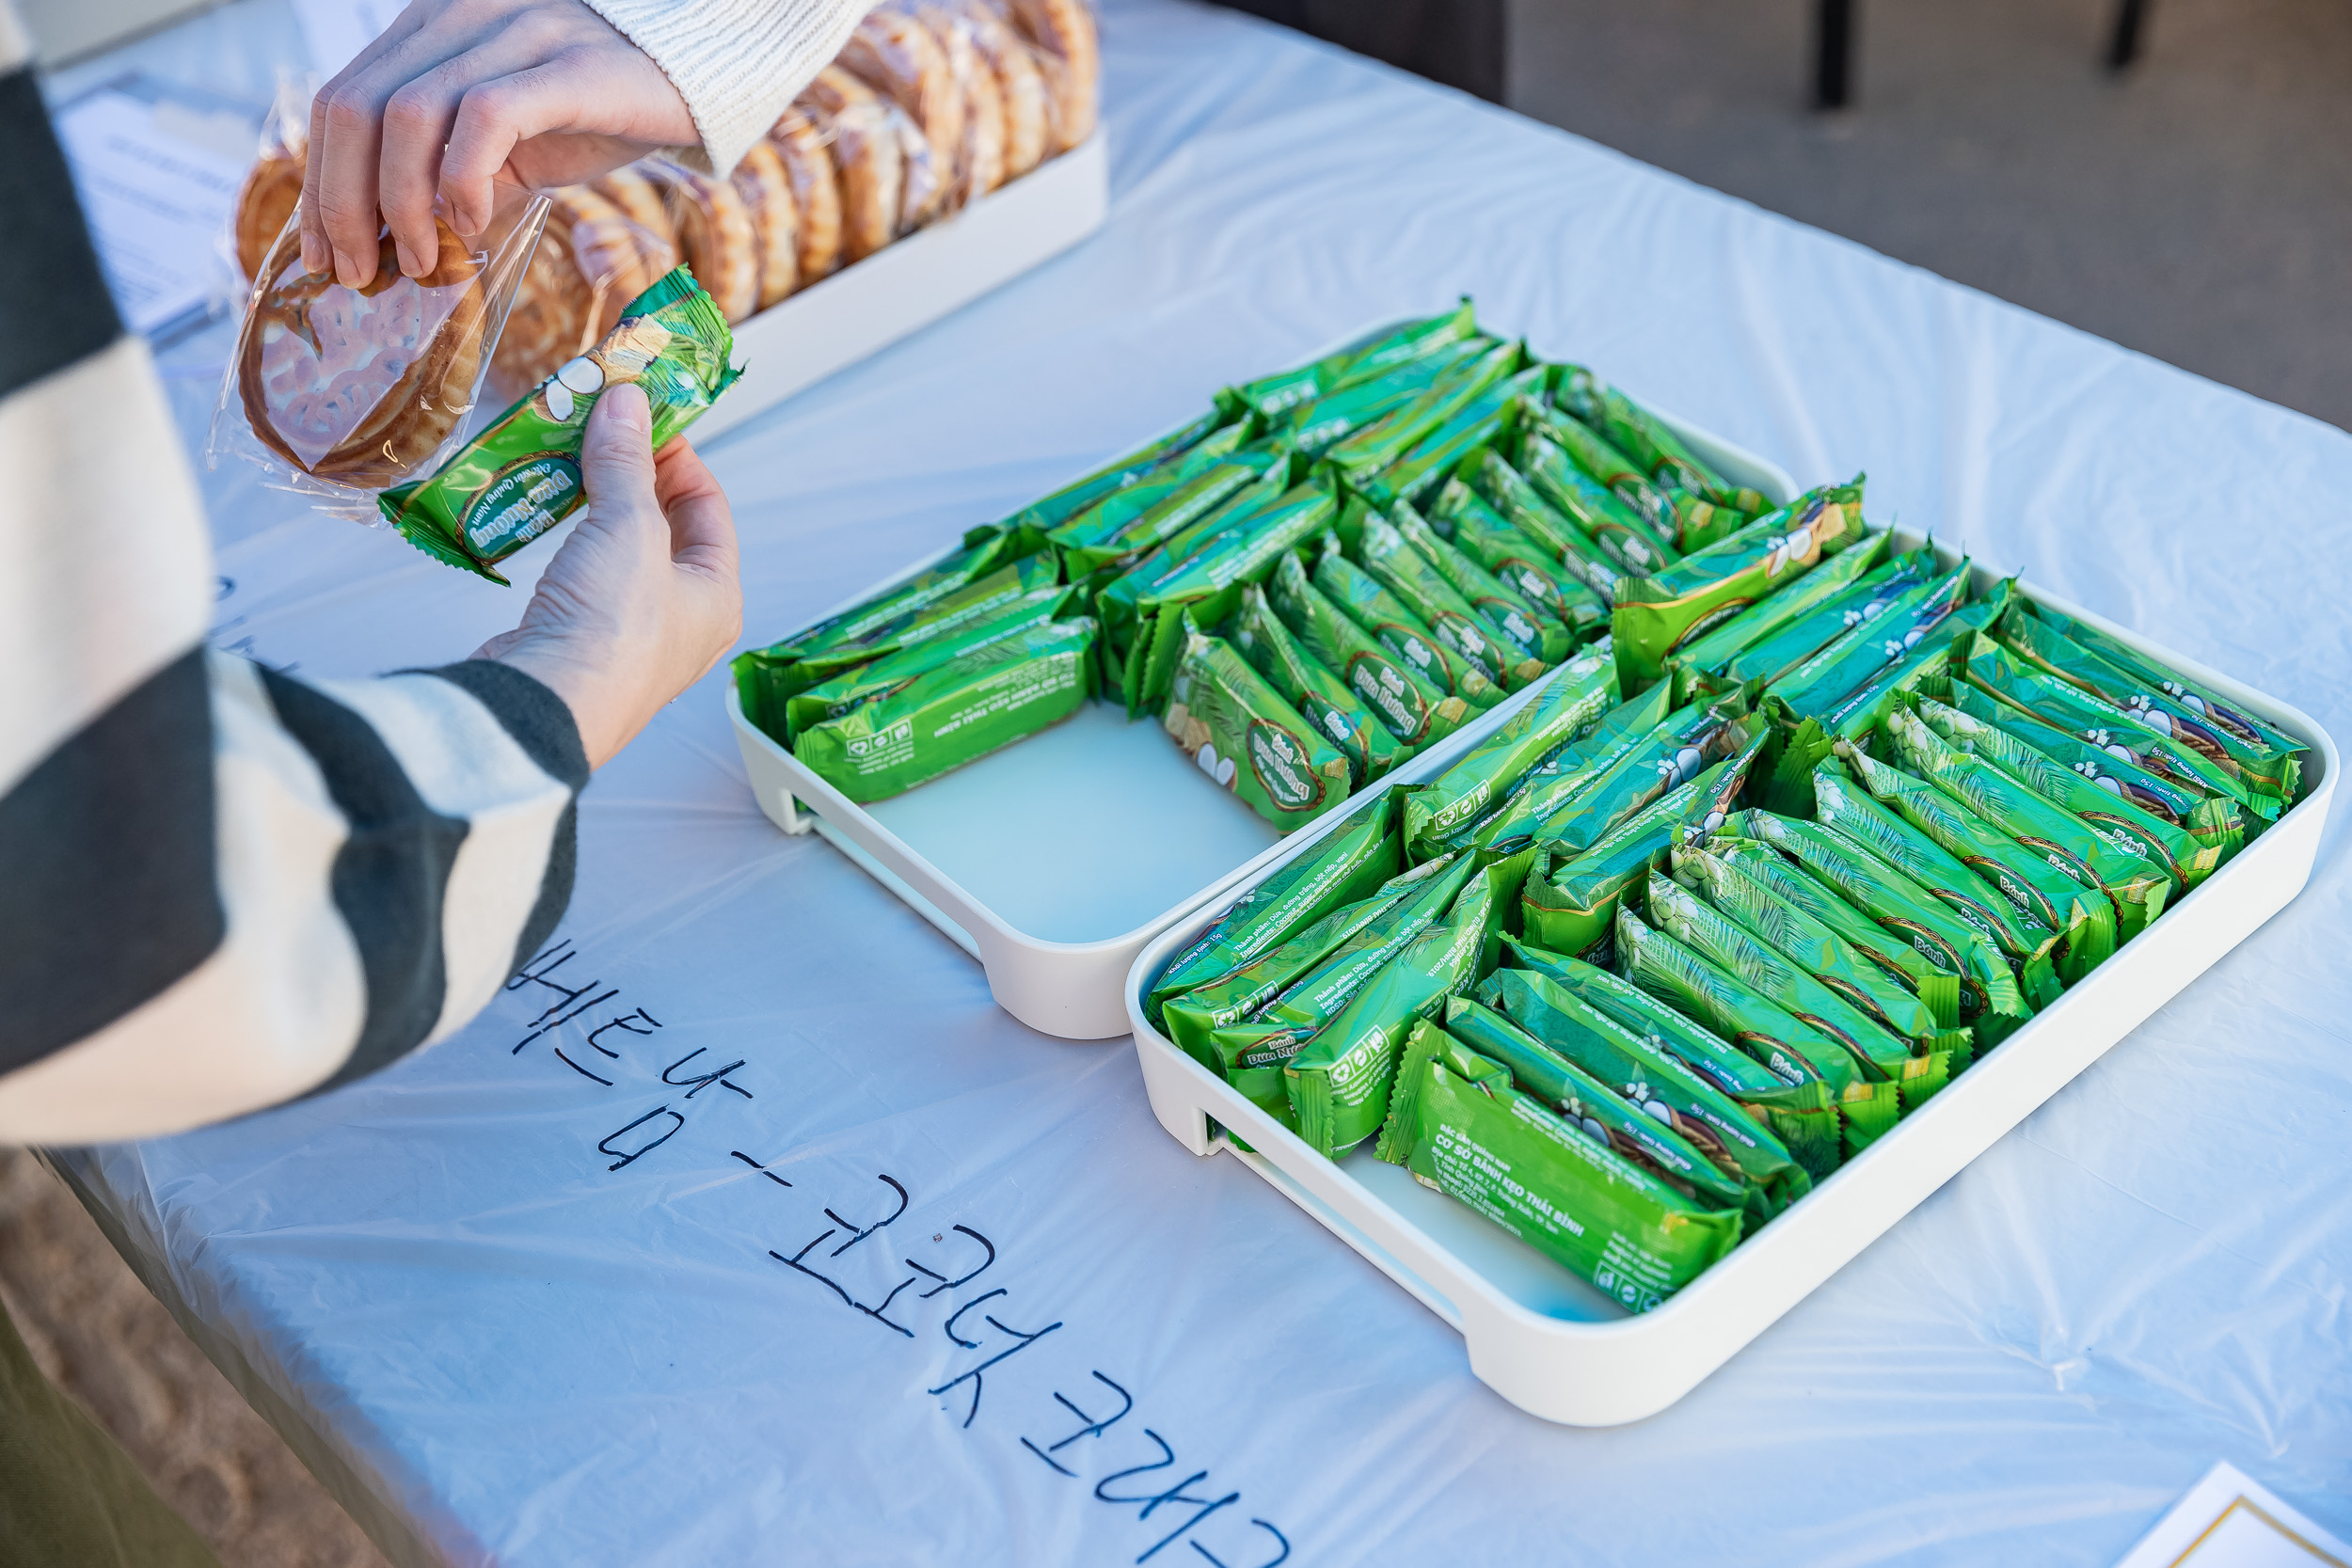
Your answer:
[946,0,1051,182]
[995,0,1099,155]
[732,139,803,311]
[231,75,311,282]
[488,185,677,404]
[644,161,762,324]
[796,66,939,259]
[768,107,844,283]
[919,2,1008,207]
[209,184,550,509]
[839,6,962,221]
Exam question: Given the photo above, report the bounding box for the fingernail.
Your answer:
[396,241,421,278]
[300,233,326,275]
[604,383,650,434]
[332,248,360,288]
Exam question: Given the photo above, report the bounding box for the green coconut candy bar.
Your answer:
[1553,365,1769,516]
[778,580,1077,742]
[1513,420,1679,575]
[1228,583,1409,786]
[1452,451,1629,606]
[1379,1020,1742,1311]
[1499,938,1841,1180]
[793,618,1097,803]
[1400,644,1618,859]
[382,268,739,583]
[1269,553,1470,747]
[1613,481,1867,694]
[1311,541,1504,710]
[1162,627,1353,831]
[1666,532,1894,687]
[1146,791,1403,1026]
[1225,300,1482,421]
[1470,973,1804,1217]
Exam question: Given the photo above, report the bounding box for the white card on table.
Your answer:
[2114,1462,2349,1568]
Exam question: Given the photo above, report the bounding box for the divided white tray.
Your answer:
[693,134,1107,443]
[727,398,1794,1040]
[1121,526,2337,1426]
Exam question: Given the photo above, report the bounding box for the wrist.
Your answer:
[485,641,628,770]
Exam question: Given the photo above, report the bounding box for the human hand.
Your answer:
[474,385,741,770]
[302,0,700,288]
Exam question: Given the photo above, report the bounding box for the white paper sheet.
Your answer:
[48,0,2352,1563]
[2115,1463,2351,1568]
[53,83,250,335]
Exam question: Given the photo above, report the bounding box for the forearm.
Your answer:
[578,0,873,173]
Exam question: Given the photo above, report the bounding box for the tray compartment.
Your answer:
[1122,528,2337,1425]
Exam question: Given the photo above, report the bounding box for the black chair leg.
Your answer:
[1815,0,1855,107]
[2109,0,2150,69]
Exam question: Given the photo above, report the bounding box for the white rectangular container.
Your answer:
[693,134,1107,443]
[1120,531,2337,1427]
[727,401,1794,1040]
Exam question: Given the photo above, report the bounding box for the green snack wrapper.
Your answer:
[1669,844,1949,1051]
[1884,702,2174,932]
[1212,853,1482,1081]
[1311,540,1504,710]
[1520,738,1762,960]
[1225,300,1481,420]
[1470,975,1804,1217]
[1959,632,2272,825]
[1554,365,1769,516]
[1666,532,1894,687]
[794,618,1097,802]
[1129,484,1346,714]
[1164,877,1421,1075]
[1613,907,1899,1157]
[1946,681,2243,865]
[1613,482,1867,694]
[1644,871,1937,1107]
[1435,998,1751,1212]
[1356,514,1524,688]
[1770,561,1971,721]
[1393,502,1572,671]
[1530,404,1679,546]
[1660,488,1749,557]
[1067,438,1296,579]
[1428,477,1611,637]
[1281,338,1494,456]
[1401,644,1618,858]
[1513,420,1679,574]
[1994,607,2299,805]
[1919,691,2215,890]
[1812,590,2005,745]
[780,580,1075,742]
[1322,341,1521,484]
[1534,693,1756,857]
[1269,554,1470,747]
[1287,855,1518,1156]
[2030,604,2306,764]
[1725,810,2030,1036]
[1044,420,1255,573]
[1163,626,1353,830]
[1836,745,2114,983]
[1454,451,1629,604]
[1359,365,1550,511]
[1229,583,1409,786]
[1473,680,1674,856]
[738,549,1058,722]
[1379,1021,1742,1310]
[1690,838,1969,1049]
[991,407,1237,538]
[381,269,739,583]
[734,529,1039,730]
[1500,939,1841,1180]
[1147,792,1404,1026]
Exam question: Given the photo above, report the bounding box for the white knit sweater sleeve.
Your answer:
[580,0,873,175]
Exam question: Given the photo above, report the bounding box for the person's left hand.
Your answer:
[302,0,699,289]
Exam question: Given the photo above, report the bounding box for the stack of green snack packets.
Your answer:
[1134,396,2300,1314]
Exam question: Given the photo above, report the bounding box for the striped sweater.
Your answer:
[0,0,856,1144]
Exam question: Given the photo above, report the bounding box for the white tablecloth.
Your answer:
[55,1,2352,1561]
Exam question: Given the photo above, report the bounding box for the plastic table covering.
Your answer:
[47,0,2352,1562]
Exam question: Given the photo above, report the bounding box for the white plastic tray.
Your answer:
[693,133,1107,443]
[727,407,1794,1039]
[1122,528,2338,1427]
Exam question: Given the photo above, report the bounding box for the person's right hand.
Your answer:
[302,0,699,289]
[473,384,742,771]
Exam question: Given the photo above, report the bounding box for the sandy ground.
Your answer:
[0,1151,390,1568]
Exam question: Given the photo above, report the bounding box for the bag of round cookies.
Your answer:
[210,182,550,514]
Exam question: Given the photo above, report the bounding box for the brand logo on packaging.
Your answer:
[846,720,914,759]
[1246,721,1324,812]
[463,451,580,555]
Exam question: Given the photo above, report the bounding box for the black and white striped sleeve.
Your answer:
[0,9,588,1145]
